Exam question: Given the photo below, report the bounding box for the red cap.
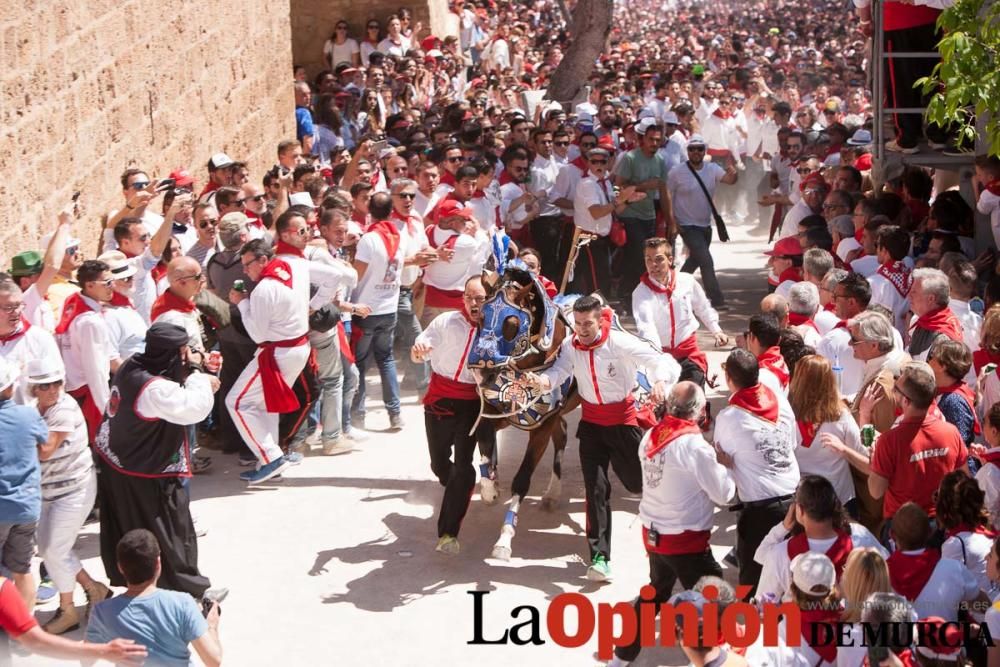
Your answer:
[914,617,963,660]
[854,153,872,171]
[764,236,803,257]
[470,78,485,88]
[168,169,194,187]
[799,172,829,192]
[436,200,474,221]
[421,36,441,51]
[597,135,615,150]
[389,118,412,130]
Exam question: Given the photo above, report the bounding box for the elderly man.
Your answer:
[908,268,964,360]
[760,293,790,328]
[778,172,828,240]
[611,381,734,666]
[151,257,206,351]
[526,296,680,582]
[821,189,853,223]
[787,282,822,348]
[816,272,871,399]
[713,348,799,595]
[766,236,804,299]
[240,183,269,240]
[0,279,63,404]
[94,322,219,598]
[815,267,847,334]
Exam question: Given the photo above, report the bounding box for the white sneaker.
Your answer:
[322,438,355,456]
[343,428,369,443]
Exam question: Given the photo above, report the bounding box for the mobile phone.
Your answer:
[370,139,389,154]
[201,597,222,618]
[72,191,81,202]
[156,178,176,192]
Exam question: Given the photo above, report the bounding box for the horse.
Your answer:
[468,257,580,562]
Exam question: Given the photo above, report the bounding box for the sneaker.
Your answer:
[284,451,304,466]
[239,457,291,485]
[389,414,405,431]
[192,455,213,474]
[305,426,322,447]
[435,535,461,555]
[238,454,257,467]
[343,428,369,443]
[43,605,80,634]
[586,554,612,582]
[322,438,355,456]
[35,581,57,605]
[723,548,739,568]
[885,139,919,154]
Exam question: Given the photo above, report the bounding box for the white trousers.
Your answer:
[226,344,310,465]
[37,470,97,593]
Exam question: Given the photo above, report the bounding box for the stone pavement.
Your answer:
[20,221,773,666]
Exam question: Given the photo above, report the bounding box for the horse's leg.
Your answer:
[540,416,568,511]
[477,420,499,505]
[491,419,556,561]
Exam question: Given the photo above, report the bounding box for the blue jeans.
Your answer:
[350,313,401,418]
[620,216,657,297]
[395,288,428,388]
[679,225,723,306]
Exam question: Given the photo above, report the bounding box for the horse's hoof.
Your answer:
[540,496,559,512]
[490,545,512,561]
[480,480,499,505]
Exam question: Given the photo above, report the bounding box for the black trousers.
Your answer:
[570,235,611,298]
[884,22,941,146]
[578,420,644,561]
[217,337,257,454]
[530,215,566,282]
[425,398,481,538]
[97,460,210,598]
[615,549,724,662]
[279,348,320,450]
[736,498,793,597]
[678,356,706,387]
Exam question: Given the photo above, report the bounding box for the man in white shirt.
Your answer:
[569,147,622,297]
[56,260,118,443]
[656,113,687,178]
[867,225,913,333]
[102,168,165,254]
[225,240,310,485]
[713,348,800,595]
[0,280,62,405]
[947,259,983,363]
[420,200,489,327]
[499,147,540,238]
[350,193,406,431]
[816,272,872,399]
[413,161,443,219]
[528,128,565,281]
[632,238,727,386]
[787,282,823,348]
[803,250,840,334]
[667,135,737,309]
[411,277,488,555]
[99,251,147,362]
[611,382,734,666]
[525,296,680,581]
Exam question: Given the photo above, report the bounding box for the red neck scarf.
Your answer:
[150,289,197,323]
[823,302,836,313]
[798,608,840,663]
[644,416,702,458]
[787,530,854,578]
[914,306,964,343]
[854,228,864,243]
[945,523,998,540]
[936,381,981,434]
[887,549,941,601]
[788,312,819,333]
[390,209,417,236]
[982,449,1000,466]
[777,266,802,284]
[640,271,675,297]
[973,349,1000,375]
[367,220,401,260]
[274,240,305,258]
[797,420,818,447]
[498,169,520,186]
[439,170,457,187]
[985,179,1000,197]
[571,155,589,175]
[0,317,31,344]
[151,263,168,285]
[55,292,94,335]
[110,292,134,309]
[876,260,912,297]
[712,107,732,120]
[728,383,780,423]
[758,346,790,389]
[572,308,613,351]
[259,258,294,288]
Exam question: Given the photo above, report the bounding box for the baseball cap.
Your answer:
[791,552,836,596]
[208,153,235,170]
[764,236,804,258]
[687,134,707,147]
[914,617,963,661]
[168,168,195,187]
[635,117,659,136]
[436,199,474,221]
[9,251,43,277]
[288,192,317,209]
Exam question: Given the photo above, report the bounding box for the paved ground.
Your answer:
[20,219,772,666]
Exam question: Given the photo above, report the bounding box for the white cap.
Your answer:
[576,111,594,126]
[687,134,707,146]
[0,358,16,393]
[209,153,235,170]
[791,552,836,596]
[97,250,138,280]
[25,357,64,385]
[637,107,657,120]
[662,111,680,125]
[635,117,659,136]
[288,192,316,209]
[575,102,598,117]
[40,233,81,252]
[679,55,693,66]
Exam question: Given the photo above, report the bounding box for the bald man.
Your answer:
[150,257,208,353]
[760,293,789,329]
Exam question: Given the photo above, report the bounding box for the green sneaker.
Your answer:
[435,535,461,555]
[586,554,612,582]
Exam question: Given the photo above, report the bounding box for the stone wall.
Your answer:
[0,1,296,259]
[289,0,452,81]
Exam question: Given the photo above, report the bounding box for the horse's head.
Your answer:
[467,263,540,370]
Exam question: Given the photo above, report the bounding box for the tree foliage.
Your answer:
[918,0,1000,155]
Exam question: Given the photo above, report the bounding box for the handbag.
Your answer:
[686,162,730,242]
[609,220,627,247]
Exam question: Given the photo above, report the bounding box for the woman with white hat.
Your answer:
[28,356,110,634]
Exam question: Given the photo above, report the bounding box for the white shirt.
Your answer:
[129,248,161,325]
[657,132,688,178]
[638,430,735,535]
[714,388,800,502]
[816,326,865,400]
[500,181,533,231]
[414,189,442,220]
[352,229,404,316]
[415,310,478,384]
[154,302,203,351]
[60,294,115,412]
[979,189,1000,250]
[815,307,840,335]
[778,198,813,240]
[632,271,721,350]
[135,372,215,426]
[0,320,63,405]
[754,521,886,602]
[104,303,147,361]
[540,329,680,406]
[22,284,55,333]
[942,529,999,609]
[324,37,359,67]
[530,155,562,218]
[237,267,309,343]
[951,298,983,355]
[468,194,499,232]
[667,161,725,227]
[376,35,411,58]
[551,162,586,216]
[572,176,615,236]
[701,113,741,163]
[850,254,878,277]
[906,549,981,621]
[790,320,822,348]
[976,454,1000,530]
[868,269,912,333]
[422,226,489,292]
[794,410,867,503]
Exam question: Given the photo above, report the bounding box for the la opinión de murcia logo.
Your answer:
[467,588,996,660]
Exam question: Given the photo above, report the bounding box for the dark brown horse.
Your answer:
[470,263,579,561]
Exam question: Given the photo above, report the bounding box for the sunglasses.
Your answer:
[395,192,417,199]
[368,24,379,29]
[446,156,464,162]
[179,273,205,282]
[233,198,246,207]
[251,194,267,202]
[580,144,597,150]
[199,219,219,229]
[589,159,608,165]
[130,182,150,191]
[33,381,62,391]
[554,141,570,147]
[336,24,348,30]
[687,146,706,152]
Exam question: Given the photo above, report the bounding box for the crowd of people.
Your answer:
[4,0,1000,663]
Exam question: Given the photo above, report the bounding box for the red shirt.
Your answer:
[0,577,37,638]
[871,414,967,518]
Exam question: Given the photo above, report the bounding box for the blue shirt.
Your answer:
[0,399,48,524]
[87,589,207,666]
[295,106,315,143]
[938,392,976,445]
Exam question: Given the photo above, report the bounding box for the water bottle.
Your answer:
[832,353,844,394]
